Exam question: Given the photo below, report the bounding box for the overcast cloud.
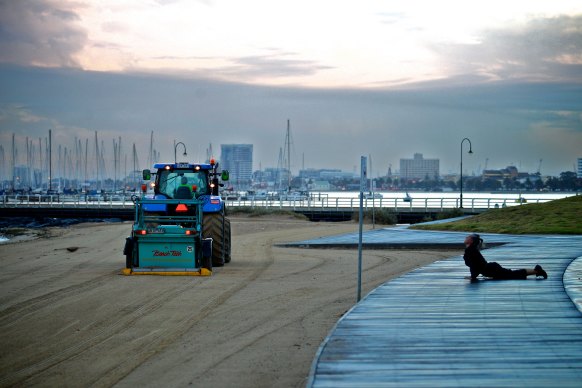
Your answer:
[1,65,580,177]
[433,15,582,83]
[0,0,86,68]
[0,1,581,178]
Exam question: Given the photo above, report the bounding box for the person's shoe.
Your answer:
[535,265,547,279]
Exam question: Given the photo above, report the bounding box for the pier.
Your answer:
[0,193,561,223]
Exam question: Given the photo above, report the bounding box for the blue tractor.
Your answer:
[124,159,231,270]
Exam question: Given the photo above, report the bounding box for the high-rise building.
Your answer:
[220,144,253,186]
[577,158,582,178]
[399,153,439,180]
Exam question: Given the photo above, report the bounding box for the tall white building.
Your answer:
[577,158,582,178]
[220,144,253,186]
[399,153,440,180]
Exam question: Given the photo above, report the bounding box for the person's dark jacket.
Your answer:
[463,245,488,280]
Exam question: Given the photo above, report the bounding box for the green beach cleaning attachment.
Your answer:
[122,195,213,276]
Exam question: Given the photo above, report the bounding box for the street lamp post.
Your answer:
[174,141,187,163]
[460,137,473,208]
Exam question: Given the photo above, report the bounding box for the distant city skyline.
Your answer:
[0,130,570,186]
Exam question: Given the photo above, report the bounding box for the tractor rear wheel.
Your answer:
[203,213,226,267]
[224,217,232,263]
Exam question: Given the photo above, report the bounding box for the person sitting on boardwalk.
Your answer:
[464,233,547,280]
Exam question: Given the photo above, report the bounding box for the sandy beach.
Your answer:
[0,216,457,387]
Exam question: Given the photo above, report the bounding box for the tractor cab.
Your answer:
[142,161,229,214]
[152,164,209,198]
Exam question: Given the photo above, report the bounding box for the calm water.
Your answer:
[311,191,574,201]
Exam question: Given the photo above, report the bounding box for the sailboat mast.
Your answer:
[84,138,88,190]
[63,146,67,190]
[94,131,99,190]
[26,137,30,188]
[286,119,291,191]
[48,129,52,192]
[58,145,62,191]
[124,153,127,191]
[132,143,137,189]
[148,131,153,167]
[113,139,117,192]
[368,154,374,193]
[38,137,42,188]
[277,147,283,190]
[118,136,122,190]
[12,133,16,190]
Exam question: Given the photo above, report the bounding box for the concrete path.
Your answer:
[285,228,582,387]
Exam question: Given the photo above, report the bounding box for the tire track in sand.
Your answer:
[94,233,278,386]
[5,230,278,387]
[0,278,206,387]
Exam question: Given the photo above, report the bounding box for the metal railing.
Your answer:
[0,193,561,213]
[0,194,135,209]
[224,195,550,213]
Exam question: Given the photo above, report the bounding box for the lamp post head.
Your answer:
[461,137,473,154]
[174,141,187,163]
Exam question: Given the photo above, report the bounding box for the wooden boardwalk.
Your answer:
[300,230,582,387]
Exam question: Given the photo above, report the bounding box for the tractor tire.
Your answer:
[224,217,232,263]
[126,245,138,269]
[200,238,213,271]
[123,236,135,269]
[203,213,226,267]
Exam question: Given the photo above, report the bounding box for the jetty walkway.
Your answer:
[283,227,582,387]
[0,194,563,223]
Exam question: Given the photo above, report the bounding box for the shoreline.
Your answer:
[0,217,125,244]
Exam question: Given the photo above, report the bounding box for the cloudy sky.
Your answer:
[1,0,581,179]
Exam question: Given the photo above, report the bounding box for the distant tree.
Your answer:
[464,177,477,191]
[559,171,578,191]
[546,176,560,191]
[481,178,501,191]
[503,177,516,190]
[515,180,524,190]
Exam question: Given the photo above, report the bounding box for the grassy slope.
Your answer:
[412,195,582,234]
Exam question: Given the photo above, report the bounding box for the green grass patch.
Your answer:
[411,195,582,234]
[434,208,464,220]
